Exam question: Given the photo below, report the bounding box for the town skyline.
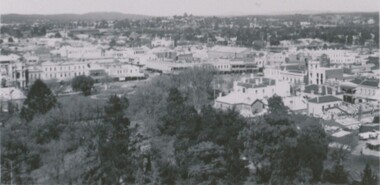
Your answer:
[1,0,379,16]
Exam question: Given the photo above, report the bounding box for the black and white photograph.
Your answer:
[0,0,379,184]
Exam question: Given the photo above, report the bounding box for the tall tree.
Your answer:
[20,79,57,121]
[159,88,187,135]
[83,95,134,184]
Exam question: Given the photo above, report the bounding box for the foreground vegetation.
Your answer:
[1,69,378,185]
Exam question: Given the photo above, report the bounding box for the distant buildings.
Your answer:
[214,75,291,117]
[151,37,174,48]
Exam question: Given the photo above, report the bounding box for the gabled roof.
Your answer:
[308,95,342,104]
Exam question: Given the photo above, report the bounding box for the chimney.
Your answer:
[317,96,319,103]
[318,85,322,94]
[324,85,328,95]
[255,78,260,85]
[260,77,263,83]
[219,92,222,97]
[250,73,254,79]
[337,86,342,93]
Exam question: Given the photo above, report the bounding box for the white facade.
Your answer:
[54,46,105,59]
[0,55,27,88]
[307,96,343,117]
[40,61,89,81]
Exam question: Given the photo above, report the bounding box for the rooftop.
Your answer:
[351,78,379,88]
[209,46,249,54]
[308,95,342,104]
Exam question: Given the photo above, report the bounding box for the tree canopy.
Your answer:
[20,79,57,121]
[71,75,95,96]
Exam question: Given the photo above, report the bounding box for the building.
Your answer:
[207,46,251,59]
[40,61,89,81]
[214,92,267,117]
[266,52,288,66]
[0,87,26,112]
[233,76,291,99]
[151,37,174,48]
[53,46,105,59]
[90,62,145,81]
[0,54,27,88]
[350,78,380,103]
[308,60,343,85]
[307,95,343,117]
[264,65,307,85]
[301,84,344,99]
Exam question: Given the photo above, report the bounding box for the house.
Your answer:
[282,96,307,114]
[233,76,291,99]
[359,124,379,140]
[214,92,267,117]
[307,95,343,117]
[350,78,379,103]
[0,87,26,112]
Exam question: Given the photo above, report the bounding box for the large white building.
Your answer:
[264,65,306,85]
[53,46,105,59]
[40,61,89,81]
[303,49,357,65]
[308,60,343,85]
[0,54,27,88]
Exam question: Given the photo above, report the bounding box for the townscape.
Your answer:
[0,2,379,185]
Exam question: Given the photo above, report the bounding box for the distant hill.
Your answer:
[1,12,151,23]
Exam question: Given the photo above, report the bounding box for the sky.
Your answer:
[0,0,379,16]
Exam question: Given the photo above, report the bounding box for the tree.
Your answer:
[8,37,14,43]
[241,109,329,184]
[295,119,329,182]
[186,142,227,184]
[71,75,94,96]
[83,95,134,184]
[54,32,62,38]
[361,163,377,185]
[267,95,288,116]
[20,79,57,121]
[159,88,187,135]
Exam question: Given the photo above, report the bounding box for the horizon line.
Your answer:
[1,10,379,17]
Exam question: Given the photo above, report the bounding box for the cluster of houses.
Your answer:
[1,34,379,124]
